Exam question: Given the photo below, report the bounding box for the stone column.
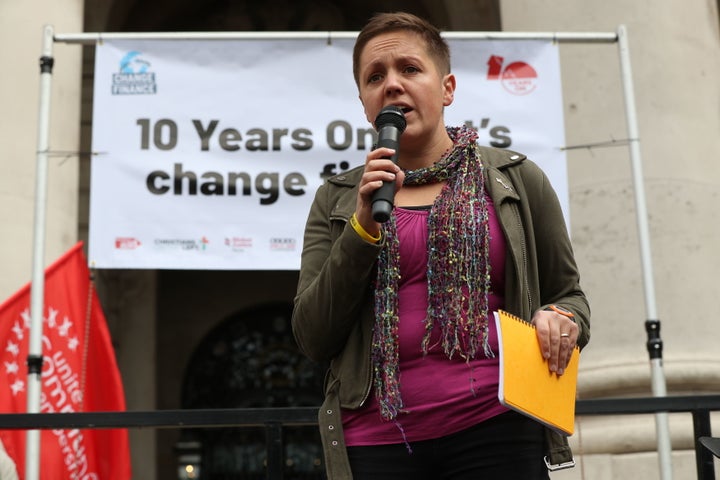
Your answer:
[0,0,83,298]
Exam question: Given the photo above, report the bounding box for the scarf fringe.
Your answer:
[372,125,494,423]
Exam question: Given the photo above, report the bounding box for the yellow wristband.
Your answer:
[350,213,381,243]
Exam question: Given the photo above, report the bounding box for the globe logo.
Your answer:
[119,50,151,74]
[112,50,157,95]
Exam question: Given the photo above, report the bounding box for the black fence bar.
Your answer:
[265,422,284,480]
[694,409,715,480]
[0,406,318,429]
[1,396,719,479]
[575,395,720,416]
[577,395,720,480]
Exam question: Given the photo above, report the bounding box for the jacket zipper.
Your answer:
[493,173,533,316]
[359,359,373,407]
[513,204,533,313]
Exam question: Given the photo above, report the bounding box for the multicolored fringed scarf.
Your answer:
[372,125,494,422]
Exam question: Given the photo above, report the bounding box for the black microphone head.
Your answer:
[375,105,407,133]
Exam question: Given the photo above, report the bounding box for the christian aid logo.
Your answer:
[487,55,538,95]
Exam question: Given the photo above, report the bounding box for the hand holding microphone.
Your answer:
[371,106,407,223]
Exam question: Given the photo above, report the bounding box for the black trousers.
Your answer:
[346,411,550,480]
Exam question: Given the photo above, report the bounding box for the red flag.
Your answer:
[0,242,131,479]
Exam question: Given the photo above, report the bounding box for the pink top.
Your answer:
[343,196,509,446]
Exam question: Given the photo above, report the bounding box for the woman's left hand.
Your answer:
[531,308,579,375]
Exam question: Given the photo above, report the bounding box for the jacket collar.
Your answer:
[327,166,363,219]
[326,147,526,218]
[479,147,525,205]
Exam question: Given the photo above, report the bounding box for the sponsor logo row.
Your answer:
[114,236,297,252]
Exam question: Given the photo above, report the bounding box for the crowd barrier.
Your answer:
[0,395,718,479]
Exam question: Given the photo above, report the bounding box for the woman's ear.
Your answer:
[443,73,456,106]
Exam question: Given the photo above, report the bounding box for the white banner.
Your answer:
[89,37,567,270]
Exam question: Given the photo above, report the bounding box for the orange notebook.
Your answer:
[494,310,580,436]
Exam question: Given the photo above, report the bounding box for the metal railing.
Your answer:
[0,395,718,479]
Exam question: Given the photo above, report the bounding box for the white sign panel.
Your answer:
[90,37,567,270]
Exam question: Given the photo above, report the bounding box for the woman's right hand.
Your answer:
[354,147,405,236]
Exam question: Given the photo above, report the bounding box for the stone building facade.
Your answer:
[1,0,719,478]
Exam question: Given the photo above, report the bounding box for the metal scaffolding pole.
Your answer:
[617,24,673,480]
[25,24,55,480]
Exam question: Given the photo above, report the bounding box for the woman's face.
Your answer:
[356,30,455,150]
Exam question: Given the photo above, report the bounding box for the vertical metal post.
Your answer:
[25,24,55,480]
[693,410,715,480]
[265,422,284,480]
[617,24,673,480]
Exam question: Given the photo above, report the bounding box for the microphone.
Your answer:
[371,105,407,223]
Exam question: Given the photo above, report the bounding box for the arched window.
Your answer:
[179,302,326,479]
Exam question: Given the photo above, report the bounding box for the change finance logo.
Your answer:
[112,50,157,95]
[487,55,538,96]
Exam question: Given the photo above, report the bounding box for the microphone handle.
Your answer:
[371,126,402,223]
[372,182,395,223]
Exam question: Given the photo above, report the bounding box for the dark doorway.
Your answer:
[179,302,326,479]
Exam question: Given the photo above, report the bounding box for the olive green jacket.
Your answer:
[292,146,591,479]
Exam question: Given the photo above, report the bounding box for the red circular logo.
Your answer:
[501,61,538,96]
